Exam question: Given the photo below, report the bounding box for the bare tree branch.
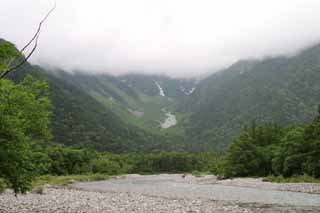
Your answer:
[0,0,56,79]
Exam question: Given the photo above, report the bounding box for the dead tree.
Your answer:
[0,0,56,79]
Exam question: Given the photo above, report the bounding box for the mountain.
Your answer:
[4,54,186,153]
[49,72,197,131]
[4,37,320,152]
[183,44,320,149]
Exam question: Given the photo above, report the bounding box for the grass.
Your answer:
[32,174,110,188]
[263,174,320,183]
[0,178,6,193]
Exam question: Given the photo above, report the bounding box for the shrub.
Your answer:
[0,179,6,193]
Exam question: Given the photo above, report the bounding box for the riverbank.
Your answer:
[1,174,320,212]
[2,188,318,213]
[0,188,254,213]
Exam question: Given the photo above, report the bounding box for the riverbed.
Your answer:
[73,174,320,207]
[160,108,177,128]
[1,174,320,212]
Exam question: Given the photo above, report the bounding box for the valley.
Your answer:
[2,1,320,212]
[2,39,320,201]
[5,38,320,152]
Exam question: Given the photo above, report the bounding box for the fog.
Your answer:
[1,0,320,77]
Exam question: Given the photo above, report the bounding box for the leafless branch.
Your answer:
[0,0,56,79]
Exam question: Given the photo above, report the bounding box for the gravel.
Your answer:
[0,188,252,213]
[217,178,320,194]
[1,174,320,212]
[73,174,320,207]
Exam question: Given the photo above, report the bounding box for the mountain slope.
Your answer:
[183,44,320,149]
[5,38,320,152]
[53,72,197,131]
[3,52,185,152]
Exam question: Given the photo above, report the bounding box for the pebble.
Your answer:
[0,188,251,213]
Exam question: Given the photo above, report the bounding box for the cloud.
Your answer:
[1,0,320,77]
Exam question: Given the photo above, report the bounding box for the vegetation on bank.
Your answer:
[263,174,320,183]
[32,174,110,188]
[220,111,320,179]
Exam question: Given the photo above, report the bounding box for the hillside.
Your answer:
[183,44,320,149]
[3,50,185,152]
[50,72,197,132]
[4,37,320,152]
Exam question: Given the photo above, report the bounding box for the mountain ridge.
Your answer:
[3,38,320,151]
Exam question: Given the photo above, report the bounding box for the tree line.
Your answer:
[220,111,320,178]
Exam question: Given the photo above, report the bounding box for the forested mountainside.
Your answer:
[5,54,185,152]
[183,44,320,149]
[49,72,197,130]
[4,37,320,152]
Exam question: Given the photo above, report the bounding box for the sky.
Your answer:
[1,0,320,77]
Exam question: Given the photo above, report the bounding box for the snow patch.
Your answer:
[155,81,165,97]
[180,86,196,95]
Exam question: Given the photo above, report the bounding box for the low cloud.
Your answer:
[1,0,320,77]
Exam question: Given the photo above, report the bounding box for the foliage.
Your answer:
[0,76,51,195]
[221,112,320,179]
[131,152,218,174]
[0,179,6,193]
[263,174,320,183]
[33,174,110,187]
[92,158,121,175]
[0,40,19,73]
[47,146,97,175]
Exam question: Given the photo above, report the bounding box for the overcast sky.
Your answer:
[1,0,320,77]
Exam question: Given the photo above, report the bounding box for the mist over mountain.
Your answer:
[182,43,320,149]
[2,0,320,77]
[3,35,320,152]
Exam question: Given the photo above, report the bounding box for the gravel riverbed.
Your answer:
[0,188,253,213]
[1,174,320,212]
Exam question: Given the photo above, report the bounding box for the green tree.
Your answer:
[0,41,19,72]
[223,136,261,177]
[92,158,121,175]
[272,127,306,176]
[47,146,96,175]
[0,76,51,195]
[302,110,320,178]
[222,123,283,177]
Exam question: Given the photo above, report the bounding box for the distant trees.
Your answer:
[47,146,97,175]
[221,110,320,179]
